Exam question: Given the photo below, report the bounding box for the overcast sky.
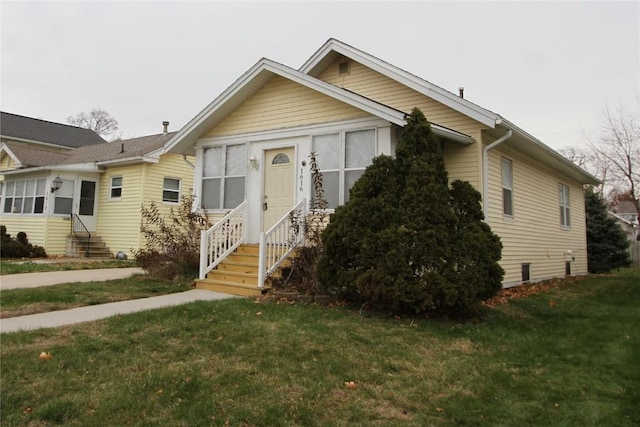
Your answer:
[1,1,638,150]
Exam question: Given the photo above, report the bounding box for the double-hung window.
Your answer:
[559,183,570,228]
[53,179,74,215]
[2,178,46,214]
[162,178,181,204]
[110,176,123,199]
[502,158,513,216]
[202,144,247,210]
[312,128,376,209]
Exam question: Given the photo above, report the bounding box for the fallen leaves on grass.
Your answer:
[344,381,357,389]
[38,352,53,360]
[482,276,584,307]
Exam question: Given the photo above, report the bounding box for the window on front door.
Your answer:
[202,144,247,210]
[312,129,376,209]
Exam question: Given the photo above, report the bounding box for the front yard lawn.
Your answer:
[0,259,137,275]
[0,276,190,318]
[1,269,638,426]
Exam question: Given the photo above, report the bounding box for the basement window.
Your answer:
[521,263,531,282]
[565,261,571,276]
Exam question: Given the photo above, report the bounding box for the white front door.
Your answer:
[77,179,98,231]
[263,147,295,231]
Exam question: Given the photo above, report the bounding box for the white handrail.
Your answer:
[258,199,306,288]
[199,201,247,280]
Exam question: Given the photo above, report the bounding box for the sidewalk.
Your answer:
[0,268,145,290]
[0,268,236,334]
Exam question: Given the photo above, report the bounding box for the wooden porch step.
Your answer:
[195,279,267,297]
[205,270,258,285]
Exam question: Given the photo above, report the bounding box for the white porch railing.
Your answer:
[258,199,306,288]
[199,201,247,280]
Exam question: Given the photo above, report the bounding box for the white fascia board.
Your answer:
[0,143,23,168]
[300,39,499,128]
[262,60,407,126]
[431,125,474,144]
[164,58,272,154]
[96,156,158,166]
[164,58,408,155]
[498,117,601,185]
[1,163,102,176]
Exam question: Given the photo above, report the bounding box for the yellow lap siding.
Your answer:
[96,154,195,257]
[206,76,370,137]
[486,144,588,284]
[0,216,68,256]
[317,59,484,135]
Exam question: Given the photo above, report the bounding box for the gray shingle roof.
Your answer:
[59,132,177,164]
[3,142,72,167]
[1,111,106,148]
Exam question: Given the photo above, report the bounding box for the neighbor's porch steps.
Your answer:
[68,233,112,259]
[196,244,289,297]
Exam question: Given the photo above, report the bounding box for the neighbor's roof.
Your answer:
[59,132,177,165]
[0,111,106,148]
[1,142,72,168]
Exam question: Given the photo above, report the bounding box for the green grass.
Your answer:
[1,270,638,426]
[0,276,190,318]
[0,259,137,275]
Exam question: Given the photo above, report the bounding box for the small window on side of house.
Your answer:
[559,183,570,228]
[502,158,513,216]
[522,263,531,282]
[110,176,122,199]
[163,178,180,204]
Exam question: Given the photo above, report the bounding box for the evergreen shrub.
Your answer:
[317,108,503,315]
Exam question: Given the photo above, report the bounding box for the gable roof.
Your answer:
[301,39,500,128]
[0,111,106,148]
[300,38,600,185]
[164,58,473,154]
[59,132,177,166]
[1,142,72,168]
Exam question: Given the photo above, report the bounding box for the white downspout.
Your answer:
[482,130,512,222]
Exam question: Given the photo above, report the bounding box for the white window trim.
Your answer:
[502,158,513,217]
[559,183,571,229]
[312,127,378,211]
[162,177,181,205]
[2,178,47,215]
[109,176,123,200]
[201,143,247,211]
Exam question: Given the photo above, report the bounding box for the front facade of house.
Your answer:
[1,114,195,257]
[165,39,599,287]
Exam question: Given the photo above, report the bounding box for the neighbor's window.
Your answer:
[202,144,247,210]
[110,176,122,199]
[53,179,74,215]
[502,158,513,216]
[2,178,46,214]
[559,183,571,228]
[162,178,181,204]
[312,128,376,209]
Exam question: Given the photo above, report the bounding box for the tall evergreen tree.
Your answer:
[585,187,631,273]
[317,108,503,315]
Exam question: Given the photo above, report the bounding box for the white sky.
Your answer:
[1,1,638,150]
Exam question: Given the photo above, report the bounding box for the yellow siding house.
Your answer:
[0,113,194,258]
[164,39,599,292]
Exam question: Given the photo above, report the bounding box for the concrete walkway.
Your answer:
[0,268,145,290]
[0,268,236,334]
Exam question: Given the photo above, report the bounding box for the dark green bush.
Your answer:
[0,228,47,259]
[585,187,630,273]
[317,108,503,315]
[133,195,210,281]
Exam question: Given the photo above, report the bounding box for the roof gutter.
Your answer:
[482,129,513,221]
